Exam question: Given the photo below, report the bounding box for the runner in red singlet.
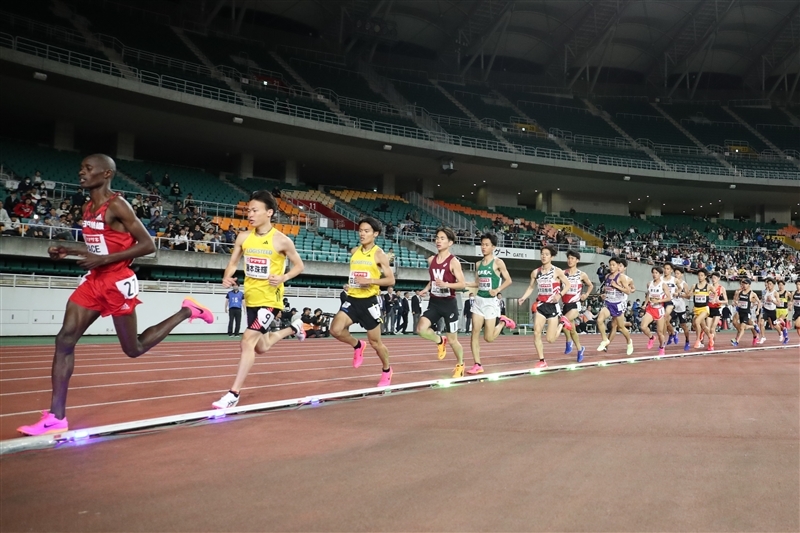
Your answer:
[17,154,214,437]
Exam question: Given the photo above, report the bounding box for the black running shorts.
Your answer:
[340,295,383,331]
[422,297,459,334]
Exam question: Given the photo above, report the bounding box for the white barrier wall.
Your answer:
[0,287,434,337]
[0,287,345,336]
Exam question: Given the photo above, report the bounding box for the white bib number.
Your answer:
[349,270,369,289]
[85,234,109,255]
[367,302,382,320]
[431,283,449,297]
[115,274,139,299]
[245,256,270,279]
[478,277,491,292]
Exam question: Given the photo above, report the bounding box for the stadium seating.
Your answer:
[503,132,565,153]
[319,228,428,268]
[0,140,85,186]
[493,206,548,225]
[119,160,245,205]
[390,79,470,119]
[663,104,768,153]
[726,156,798,174]
[516,102,619,139]
[289,59,386,104]
[441,86,515,124]
[659,153,727,171]
[330,190,441,228]
[730,106,800,153]
[570,144,653,164]
[435,199,510,230]
[565,211,656,233]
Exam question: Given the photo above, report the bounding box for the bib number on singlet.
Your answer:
[84,234,109,255]
[115,274,139,299]
[695,295,707,304]
[478,276,492,292]
[367,302,381,320]
[349,270,369,289]
[245,256,270,279]
[431,283,449,297]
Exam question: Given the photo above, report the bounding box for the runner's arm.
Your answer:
[446,258,466,291]
[494,258,513,296]
[517,270,536,304]
[660,281,672,304]
[274,232,305,285]
[580,272,594,300]
[369,249,395,287]
[222,231,248,287]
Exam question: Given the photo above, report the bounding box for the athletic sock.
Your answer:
[437,336,443,345]
[229,390,239,397]
[353,340,362,349]
[382,367,391,373]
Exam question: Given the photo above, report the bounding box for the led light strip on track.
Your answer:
[2,343,797,455]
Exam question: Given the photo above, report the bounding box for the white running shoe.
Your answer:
[757,337,766,345]
[212,391,240,409]
[291,314,306,341]
[597,339,610,352]
[626,341,634,356]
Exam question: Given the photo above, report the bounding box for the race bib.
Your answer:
[431,283,449,297]
[256,308,275,329]
[85,234,109,255]
[115,274,139,299]
[245,256,270,279]
[349,270,369,288]
[478,277,491,292]
[695,295,707,304]
[367,302,382,320]
[737,300,749,309]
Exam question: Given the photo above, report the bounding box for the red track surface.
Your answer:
[1,331,795,441]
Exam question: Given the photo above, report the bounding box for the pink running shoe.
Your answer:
[647,336,655,349]
[466,363,484,375]
[352,340,365,368]
[658,347,665,356]
[499,315,516,329]
[181,297,214,324]
[17,410,68,436]
[376,368,393,387]
[534,359,548,369]
[559,316,573,331]
[751,336,759,346]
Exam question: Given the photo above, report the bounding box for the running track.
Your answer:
[1,331,796,441]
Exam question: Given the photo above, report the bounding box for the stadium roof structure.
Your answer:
[235,0,800,91]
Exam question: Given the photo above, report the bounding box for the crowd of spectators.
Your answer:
[600,222,799,282]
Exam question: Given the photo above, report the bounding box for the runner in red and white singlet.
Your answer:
[560,249,594,363]
[17,154,214,437]
[517,245,573,368]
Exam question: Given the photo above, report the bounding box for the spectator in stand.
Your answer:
[172,228,189,250]
[184,193,196,213]
[170,182,182,200]
[272,185,281,199]
[161,172,171,188]
[0,207,11,232]
[144,169,154,186]
[16,177,33,194]
[25,219,46,239]
[4,192,20,214]
[189,224,205,252]
[597,262,608,285]
[2,214,21,236]
[34,198,50,218]
[13,198,34,219]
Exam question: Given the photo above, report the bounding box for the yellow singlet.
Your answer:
[241,227,286,308]
[347,245,383,299]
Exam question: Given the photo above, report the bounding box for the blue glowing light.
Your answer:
[73,430,89,440]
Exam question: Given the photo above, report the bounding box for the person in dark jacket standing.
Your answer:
[398,292,410,334]
[411,290,422,333]
[463,294,474,332]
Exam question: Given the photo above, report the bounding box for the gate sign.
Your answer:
[474,246,537,260]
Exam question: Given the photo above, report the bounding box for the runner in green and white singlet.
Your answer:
[464,233,514,375]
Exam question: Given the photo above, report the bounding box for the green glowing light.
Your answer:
[438,379,452,388]
[488,374,500,381]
